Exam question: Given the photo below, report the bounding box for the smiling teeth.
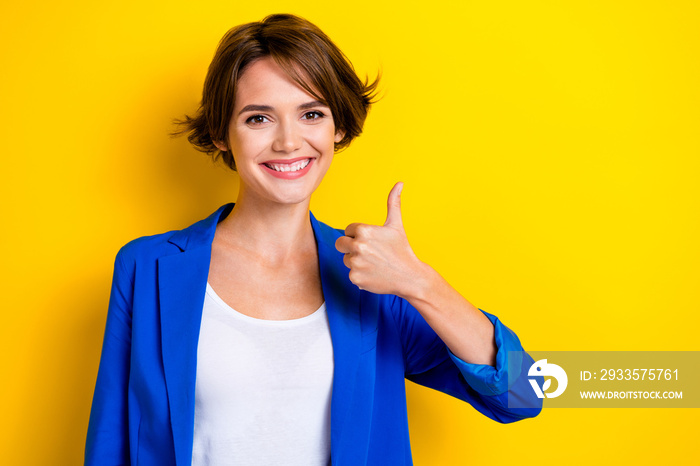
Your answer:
[265,159,311,172]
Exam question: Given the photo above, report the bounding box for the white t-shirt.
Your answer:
[192,284,334,466]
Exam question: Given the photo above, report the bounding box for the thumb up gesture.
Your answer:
[335,182,426,297]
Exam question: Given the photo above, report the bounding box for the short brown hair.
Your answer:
[174,13,380,171]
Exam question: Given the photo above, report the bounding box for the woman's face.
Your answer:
[219,57,343,207]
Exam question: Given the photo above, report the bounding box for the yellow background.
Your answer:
[1,1,698,464]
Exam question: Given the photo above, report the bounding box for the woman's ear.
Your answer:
[334,129,345,143]
[213,140,228,152]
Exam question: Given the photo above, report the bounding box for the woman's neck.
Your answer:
[214,193,316,265]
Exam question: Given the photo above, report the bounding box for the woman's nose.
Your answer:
[271,120,303,153]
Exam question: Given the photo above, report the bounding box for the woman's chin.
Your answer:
[251,188,314,207]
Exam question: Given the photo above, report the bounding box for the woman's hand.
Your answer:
[335,182,428,297]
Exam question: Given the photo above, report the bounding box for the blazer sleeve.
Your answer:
[85,248,134,465]
[390,295,542,423]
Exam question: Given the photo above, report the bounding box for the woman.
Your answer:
[86,13,541,466]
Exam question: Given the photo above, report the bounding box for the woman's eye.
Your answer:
[246,115,269,125]
[302,111,325,121]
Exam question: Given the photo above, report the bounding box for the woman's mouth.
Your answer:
[263,158,311,172]
[260,157,315,179]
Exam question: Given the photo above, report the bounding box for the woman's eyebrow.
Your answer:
[238,104,273,115]
[298,100,328,110]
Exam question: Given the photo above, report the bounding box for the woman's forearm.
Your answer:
[399,262,498,367]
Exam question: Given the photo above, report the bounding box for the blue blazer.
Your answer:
[86,204,541,465]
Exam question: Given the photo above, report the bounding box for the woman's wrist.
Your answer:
[396,260,441,305]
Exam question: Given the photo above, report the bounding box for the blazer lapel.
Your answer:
[311,212,377,464]
[158,205,232,466]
